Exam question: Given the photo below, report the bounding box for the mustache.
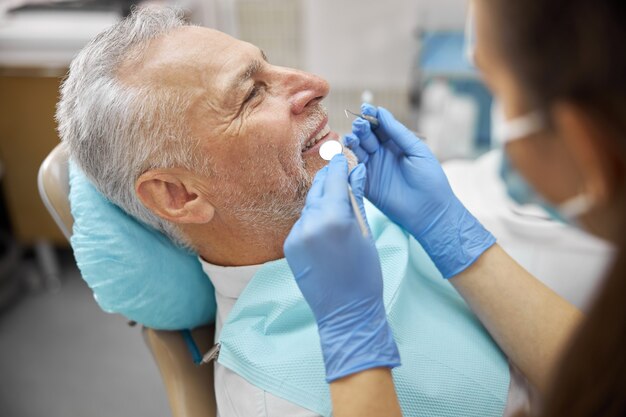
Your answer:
[297,104,328,147]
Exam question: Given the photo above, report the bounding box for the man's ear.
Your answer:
[135,169,215,224]
[552,102,623,207]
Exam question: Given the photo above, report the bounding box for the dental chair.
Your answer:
[38,143,217,417]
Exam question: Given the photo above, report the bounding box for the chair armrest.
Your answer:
[142,325,217,417]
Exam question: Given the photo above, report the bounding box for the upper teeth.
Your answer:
[303,125,330,151]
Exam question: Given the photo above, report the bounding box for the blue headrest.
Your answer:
[68,161,216,330]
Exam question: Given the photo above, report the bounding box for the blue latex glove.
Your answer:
[284,154,401,382]
[344,103,496,278]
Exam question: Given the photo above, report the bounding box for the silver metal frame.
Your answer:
[37,144,72,241]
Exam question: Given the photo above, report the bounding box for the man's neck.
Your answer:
[184,218,292,267]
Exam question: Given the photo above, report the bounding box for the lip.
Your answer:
[302,115,333,155]
[306,116,329,144]
[302,129,340,156]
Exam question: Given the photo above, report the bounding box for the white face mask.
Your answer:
[492,102,595,223]
[464,3,477,67]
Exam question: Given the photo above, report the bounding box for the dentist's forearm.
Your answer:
[450,244,583,395]
[330,368,403,417]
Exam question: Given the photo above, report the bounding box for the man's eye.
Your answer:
[244,84,262,104]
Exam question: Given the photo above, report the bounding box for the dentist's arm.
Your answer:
[331,368,402,417]
[284,155,403,417]
[347,104,582,395]
[450,244,582,394]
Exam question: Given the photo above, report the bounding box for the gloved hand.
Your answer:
[344,103,496,278]
[284,154,401,382]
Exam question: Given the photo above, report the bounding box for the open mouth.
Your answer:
[302,124,331,153]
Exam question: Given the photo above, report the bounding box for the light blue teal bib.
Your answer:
[217,202,510,417]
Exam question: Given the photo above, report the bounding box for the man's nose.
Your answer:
[282,69,329,115]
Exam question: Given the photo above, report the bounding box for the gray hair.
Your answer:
[56,6,201,248]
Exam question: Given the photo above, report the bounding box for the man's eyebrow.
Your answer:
[228,48,268,96]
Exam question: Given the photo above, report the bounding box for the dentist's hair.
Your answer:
[56,6,197,248]
[487,0,626,416]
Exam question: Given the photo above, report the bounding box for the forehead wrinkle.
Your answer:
[121,26,238,89]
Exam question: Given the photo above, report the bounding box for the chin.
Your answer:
[303,154,327,176]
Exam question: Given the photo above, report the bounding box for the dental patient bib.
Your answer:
[216,202,510,417]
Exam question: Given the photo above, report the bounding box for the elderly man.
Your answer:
[57,7,527,417]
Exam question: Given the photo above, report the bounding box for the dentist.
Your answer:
[284,0,626,416]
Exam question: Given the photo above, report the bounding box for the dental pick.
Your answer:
[344,108,427,140]
[344,109,380,129]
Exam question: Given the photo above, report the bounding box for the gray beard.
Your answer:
[226,147,358,244]
[227,176,311,241]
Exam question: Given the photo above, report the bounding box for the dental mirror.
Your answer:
[318,138,369,237]
[319,140,343,161]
